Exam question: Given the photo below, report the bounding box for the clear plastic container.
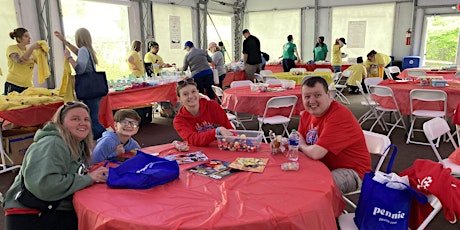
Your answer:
[250,83,269,93]
[281,80,296,90]
[216,130,263,152]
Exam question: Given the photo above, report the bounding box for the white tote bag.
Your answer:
[213,69,219,84]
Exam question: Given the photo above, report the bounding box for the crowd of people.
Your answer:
[3,26,392,229]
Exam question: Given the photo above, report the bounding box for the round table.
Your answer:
[221,85,304,117]
[222,70,246,87]
[375,79,460,117]
[73,143,345,230]
[398,68,458,80]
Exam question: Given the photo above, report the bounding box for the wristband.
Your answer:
[215,128,219,136]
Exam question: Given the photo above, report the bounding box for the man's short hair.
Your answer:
[357,56,363,63]
[242,29,249,35]
[302,76,329,93]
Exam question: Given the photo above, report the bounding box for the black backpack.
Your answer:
[261,52,270,62]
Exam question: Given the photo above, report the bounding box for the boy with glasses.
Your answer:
[92,109,141,164]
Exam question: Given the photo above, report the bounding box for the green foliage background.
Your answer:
[425,16,459,67]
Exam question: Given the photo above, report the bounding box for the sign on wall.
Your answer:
[169,16,181,49]
[347,21,367,48]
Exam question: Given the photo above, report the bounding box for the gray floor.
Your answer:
[0,92,459,229]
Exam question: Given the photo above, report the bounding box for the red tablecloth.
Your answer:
[398,68,457,79]
[99,82,178,128]
[265,63,351,73]
[0,102,63,127]
[221,85,304,117]
[453,102,460,125]
[374,79,460,117]
[222,70,246,87]
[73,143,345,230]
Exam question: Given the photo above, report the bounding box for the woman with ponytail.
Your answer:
[5,28,41,94]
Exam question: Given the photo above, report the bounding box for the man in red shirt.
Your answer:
[297,76,371,193]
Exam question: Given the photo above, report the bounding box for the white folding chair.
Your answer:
[423,117,460,176]
[263,75,278,82]
[384,68,393,80]
[368,85,406,137]
[342,130,392,209]
[423,117,460,230]
[406,89,447,146]
[266,79,282,85]
[289,68,307,74]
[388,66,401,77]
[340,193,442,230]
[341,69,353,86]
[211,85,246,130]
[356,80,384,130]
[223,82,256,123]
[254,73,264,83]
[199,93,210,100]
[230,80,252,88]
[339,131,392,228]
[455,71,460,78]
[330,72,350,104]
[407,69,427,77]
[314,68,332,72]
[257,95,297,143]
[260,70,273,76]
[416,194,443,230]
[363,77,383,94]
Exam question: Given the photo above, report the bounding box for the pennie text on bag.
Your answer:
[354,145,427,230]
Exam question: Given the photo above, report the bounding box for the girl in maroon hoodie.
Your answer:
[173,78,233,146]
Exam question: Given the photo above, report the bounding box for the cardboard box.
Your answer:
[1,128,37,166]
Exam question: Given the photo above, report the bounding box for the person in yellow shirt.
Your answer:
[346,57,367,94]
[331,37,346,73]
[144,41,172,77]
[5,28,41,94]
[365,50,391,78]
[127,40,145,77]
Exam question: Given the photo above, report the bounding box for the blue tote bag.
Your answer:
[107,151,179,189]
[354,145,428,230]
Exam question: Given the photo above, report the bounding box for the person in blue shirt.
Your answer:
[92,109,141,164]
[261,52,267,70]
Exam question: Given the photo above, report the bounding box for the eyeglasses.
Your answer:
[119,120,139,128]
[177,78,195,87]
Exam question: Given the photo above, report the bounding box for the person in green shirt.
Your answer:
[313,36,328,62]
[218,41,226,63]
[282,35,301,72]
